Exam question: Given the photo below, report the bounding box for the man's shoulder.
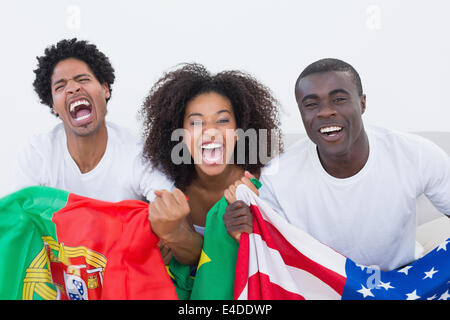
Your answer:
[14,124,66,176]
[261,136,311,178]
[22,123,65,152]
[104,122,148,177]
[368,125,421,142]
[368,125,445,155]
[106,122,142,149]
[267,136,310,166]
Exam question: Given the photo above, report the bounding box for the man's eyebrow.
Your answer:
[52,78,66,87]
[329,89,349,96]
[73,73,92,79]
[301,94,319,103]
[52,73,92,87]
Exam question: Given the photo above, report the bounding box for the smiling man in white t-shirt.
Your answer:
[12,38,173,202]
[225,58,450,271]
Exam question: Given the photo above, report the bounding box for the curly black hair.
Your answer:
[33,38,115,116]
[140,63,283,190]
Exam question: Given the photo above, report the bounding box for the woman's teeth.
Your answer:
[201,143,223,163]
[201,143,222,150]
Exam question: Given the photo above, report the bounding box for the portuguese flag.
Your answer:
[0,186,178,300]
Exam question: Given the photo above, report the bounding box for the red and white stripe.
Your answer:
[234,185,348,300]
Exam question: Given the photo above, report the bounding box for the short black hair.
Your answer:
[295,58,363,98]
[33,38,115,116]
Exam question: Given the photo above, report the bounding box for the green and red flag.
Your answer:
[0,186,178,300]
[168,179,262,300]
[167,196,238,299]
[190,195,239,299]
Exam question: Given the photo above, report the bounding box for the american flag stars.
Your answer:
[437,239,448,252]
[405,289,420,300]
[423,267,438,280]
[398,265,412,275]
[348,238,449,300]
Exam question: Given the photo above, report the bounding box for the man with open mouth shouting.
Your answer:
[11,38,172,203]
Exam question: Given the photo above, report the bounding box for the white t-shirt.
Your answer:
[12,122,174,202]
[193,224,205,236]
[260,125,450,271]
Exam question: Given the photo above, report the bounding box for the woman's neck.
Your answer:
[192,165,245,192]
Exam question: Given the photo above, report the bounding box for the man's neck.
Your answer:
[318,130,370,179]
[65,124,108,174]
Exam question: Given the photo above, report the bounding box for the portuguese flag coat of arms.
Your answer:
[0,186,178,300]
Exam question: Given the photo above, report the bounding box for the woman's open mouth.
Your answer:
[201,142,224,165]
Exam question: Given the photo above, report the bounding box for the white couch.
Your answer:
[283,131,450,256]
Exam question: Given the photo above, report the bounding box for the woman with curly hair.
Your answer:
[140,63,283,266]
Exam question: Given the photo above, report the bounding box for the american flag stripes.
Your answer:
[233,185,450,300]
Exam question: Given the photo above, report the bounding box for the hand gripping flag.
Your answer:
[233,184,450,300]
[167,196,238,300]
[166,179,262,300]
[0,186,178,300]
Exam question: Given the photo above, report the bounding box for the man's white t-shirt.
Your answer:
[12,122,174,202]
[260,125,450,271]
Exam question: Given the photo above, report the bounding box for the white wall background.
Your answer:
[0,0,449,197]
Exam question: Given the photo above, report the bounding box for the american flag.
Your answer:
[233,185,450,300]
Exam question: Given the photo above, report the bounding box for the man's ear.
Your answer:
[360,94,367,115]
[103,83,111,100]
[51,104,58,117]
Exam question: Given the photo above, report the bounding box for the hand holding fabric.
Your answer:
[223,200,253,243]
[223,171,259,204]
[149,188,202,265]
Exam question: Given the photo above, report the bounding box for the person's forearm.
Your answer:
[160,226,203,266]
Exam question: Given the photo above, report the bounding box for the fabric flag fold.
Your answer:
[167,179,262,300]
[234,184,450,300]
[167,196,238,300]
[0,186,178,300]
[190,196,238,300]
